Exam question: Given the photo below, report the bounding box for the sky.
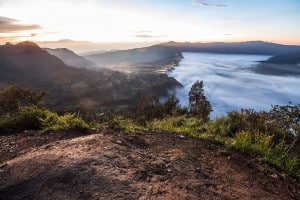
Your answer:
[0,0,300,52]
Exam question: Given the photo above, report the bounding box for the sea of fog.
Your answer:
[168,53,300,118]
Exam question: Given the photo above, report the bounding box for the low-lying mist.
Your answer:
[168,53,300,118]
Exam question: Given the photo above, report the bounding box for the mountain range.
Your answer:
[0,41,181,111]
[1,40,300,110]
[44,48,96,69]
[85,45,181,68]
[159,41,300,55]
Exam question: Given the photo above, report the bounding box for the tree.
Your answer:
[188,80,212,121]
[0,85,46,114]
[163,94,180,115]
[134,94,164,121]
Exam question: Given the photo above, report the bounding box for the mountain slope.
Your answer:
[0,42,181,110]
[44,48,96,69]
[85,45,182,68]
[0,42,90,82]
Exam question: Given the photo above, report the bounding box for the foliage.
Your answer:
[92,115,143,132]
[134,94,164,122]
[0,84,46,114]
[134,94,182,124]
[232,131,300,179]
[163,94,180,115]
[149,116,206,136]
[188,80,212,121]
[40,112,89,132]
[208,109,297,145]
[269,105,300,136]
[0,106,45,132]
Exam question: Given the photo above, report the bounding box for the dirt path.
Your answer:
[0,131,299,199]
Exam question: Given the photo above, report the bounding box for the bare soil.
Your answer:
[0,130,299,200]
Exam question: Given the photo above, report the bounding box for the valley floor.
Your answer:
[0,131,299,199]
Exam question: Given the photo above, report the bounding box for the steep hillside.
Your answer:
[0,42,95,83]
[44,48,96,69]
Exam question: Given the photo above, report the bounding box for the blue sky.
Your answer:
[0,0,299,47]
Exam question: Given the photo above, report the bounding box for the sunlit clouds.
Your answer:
[0,0,300,49]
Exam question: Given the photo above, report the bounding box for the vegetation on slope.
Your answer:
[1,83,299,180]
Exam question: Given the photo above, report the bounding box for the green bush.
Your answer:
[0,106,45,132]
[232,131,300,179]
[0,84,46,114]
[172,107,188,116]
[134,94,183,123]
[149,116,205,136]
[232,131,273,155]
[209,109,296,145]
[107,117,123,131]
[41,112,89,132]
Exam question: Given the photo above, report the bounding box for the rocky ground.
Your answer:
[0,130,299,199]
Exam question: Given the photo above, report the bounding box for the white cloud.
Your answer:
[193,0,227,8]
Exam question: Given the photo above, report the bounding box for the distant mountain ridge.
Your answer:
[84,41,300,70]
[44,48,96,69]
[85,45,182,68]
[158,41,300,55]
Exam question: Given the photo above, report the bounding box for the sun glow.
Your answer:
[0,0,300,47]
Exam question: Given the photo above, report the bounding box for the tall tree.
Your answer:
[188,80,212,121]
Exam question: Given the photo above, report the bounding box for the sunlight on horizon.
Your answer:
[1,0,300,50]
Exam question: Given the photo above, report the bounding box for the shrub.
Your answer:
[163,94,180,115]
[41,112,89,132]
[232,131,273,155]
[134,94,164,121]
[172,107,188,116]
[149,116,205,136]
[0,84,46,114]
[0,106,45,133]
[134,94,182,123]
[107,117,123,131]
[209,109,296,145]
[232,131,300,179]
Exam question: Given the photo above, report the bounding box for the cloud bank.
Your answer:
[168,53,300,118]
